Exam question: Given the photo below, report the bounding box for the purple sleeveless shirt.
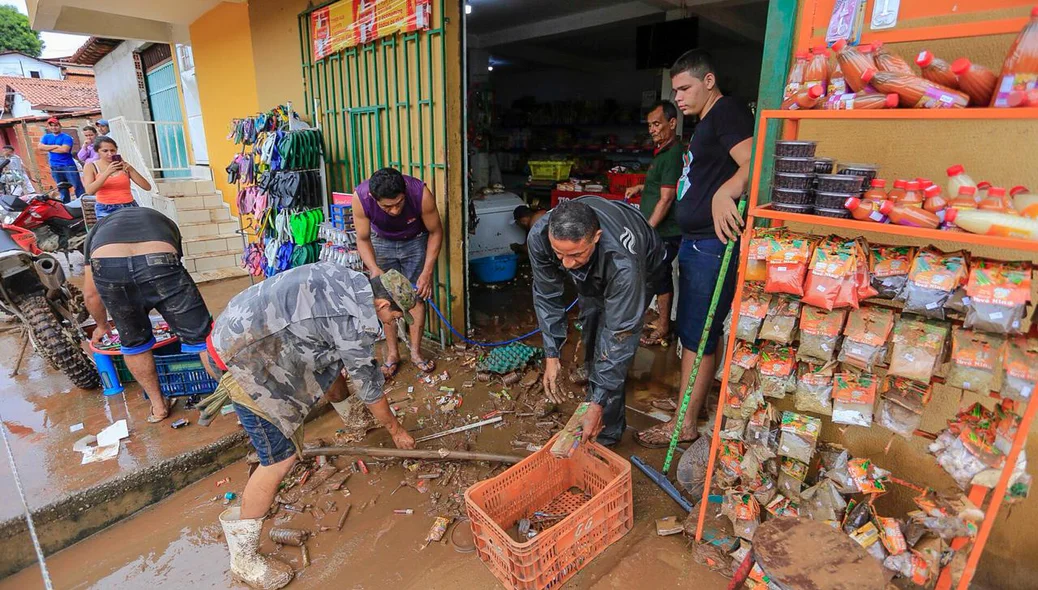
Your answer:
[356,175,426,240]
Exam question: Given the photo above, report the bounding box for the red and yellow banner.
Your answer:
[311,0,432,60]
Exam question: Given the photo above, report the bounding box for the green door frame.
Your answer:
[750,0,798,205]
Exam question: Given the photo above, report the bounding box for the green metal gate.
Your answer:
[145,61,191,178]
[298,1,461,344]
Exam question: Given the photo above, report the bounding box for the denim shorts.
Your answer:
[95,200,138,220]
[90,252,212,354]
[371,232,427,284]
[650,236,682,296]
[676,237,739,354]
[233,404,296,466]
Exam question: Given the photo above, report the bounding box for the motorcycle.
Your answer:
[0,182,87,259]
[0,223,100,390]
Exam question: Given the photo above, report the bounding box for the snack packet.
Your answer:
[722,492,760,541]
[746,227,787,282]
[800,478,847,522]
[839,306,895,372]
[798,307,847,363]
[729,341,761,384]
[888,318,949,383]
[795,362,834,416]
[717,440,745,484]
[870,246,914,300]
[765,234,814,297]
[964,259,1032,335]
[724,373,763,420]
[777,456,809,499]
[721,417,747,441]
[758,345,797,399]
[899,249,968,320]
[877,376,931,439]
[1002,338,1038,402]
[802,237,856,310]
[759,295,801,344]
[847,457,890,494]
[778,411,822,463]
[946,328,1006,394]
[765,494,801,518]
[745,403,775,447]
[850,238,879,303]
[832,372,879,427]
[736,286,771,342]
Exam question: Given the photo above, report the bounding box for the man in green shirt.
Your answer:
[625,100,683,346]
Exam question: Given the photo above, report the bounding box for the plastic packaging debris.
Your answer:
[946,328,1006,393]
[269,527,309,546]
[795,362,834,415]
[1002,338,1038,402]
[394,509,414,515]
[888,317,950,383]
[848,458,890,494]
[550,402,589,458]
[721,492,760,540]
[96,419,129,448]
[870,246,914,299]
[716,441,745,486]
[758,345,796,399]
[736,286,771,342]
[800,479,847,522]
[759,295,801,344]
[839,306,895,372]
[171,418,189,429]
[877,377,931,439]
[899,248,967,320]
[797,307,847,363]
[676,436,712,498]
[424,516,452,544]
[778,411,821,463]
[964,259,1032,335]
[832,372,879,427]
[656,516,684,536]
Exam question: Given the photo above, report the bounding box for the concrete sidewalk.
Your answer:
[0,276,253,577]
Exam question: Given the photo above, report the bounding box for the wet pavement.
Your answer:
[0,277,253,522]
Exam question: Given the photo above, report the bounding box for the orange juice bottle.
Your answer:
[827,49,847,97]
[992,6,1038,107]
[978,187,1013,212]
[784,51,810,104]
[863,179,888,202]
[888,179,908,202]
[805,46,830,94]
[899,181,924,208]
[844,197,888,223]
[879,201,941,229]
[874,42,914,75]
[832,39,875,93]
[951,58,999,106]
[949,186,978,209]
[916,50,960,89]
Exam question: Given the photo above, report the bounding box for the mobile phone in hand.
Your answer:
[111,155,123,162]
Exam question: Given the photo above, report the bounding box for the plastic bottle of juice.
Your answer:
[923,185,949,222]
[784,51,810,104]
[874,42,914,75]
[844,197,889,222]
[978,187,1014,212]
[888,179,908,202]
[951,58,999,106]
[945,164,976,198]
[805,46,830,94]
[976,181,992,203]
[879,201,942,229]
[1011,185,1038,218]
[783,85,825,110]
[949,186,978,209]
[916,178,935,190]
[899,181,924,207]
[821,92,898,110]
[832,39,876,93]
[827,50,847,97]
[861,68,969,108]
[916,50,960,89]
[992,6,1038,108]
[944,208,1038,239]
[863,179,888,202]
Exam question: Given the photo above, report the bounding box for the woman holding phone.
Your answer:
[82,136,151,220]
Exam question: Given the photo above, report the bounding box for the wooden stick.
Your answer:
[301,444,523,464]
[336,503,351,531]
[414,416,503,443]
[10,331,29,377]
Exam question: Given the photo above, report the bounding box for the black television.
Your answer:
[636,17,700,70]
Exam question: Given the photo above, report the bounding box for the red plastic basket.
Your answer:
[607,172,647,195]
[464,434,633,590]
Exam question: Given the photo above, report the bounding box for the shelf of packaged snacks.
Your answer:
[760,108,1038,121]
[752,204,1038,253]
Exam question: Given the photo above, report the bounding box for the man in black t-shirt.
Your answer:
[636,50,754,448]
[82,207,212,423]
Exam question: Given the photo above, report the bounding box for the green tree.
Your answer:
[0,6,44,57]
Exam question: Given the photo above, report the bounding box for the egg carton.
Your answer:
[477,342,543,375]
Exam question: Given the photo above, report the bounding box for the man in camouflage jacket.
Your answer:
[205,263,417,589]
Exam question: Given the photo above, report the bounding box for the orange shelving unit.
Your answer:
[694,115,1038,589]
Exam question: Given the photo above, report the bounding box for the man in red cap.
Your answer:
[37,117,83,202]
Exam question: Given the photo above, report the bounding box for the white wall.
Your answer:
[0,54,62,79]
[9,92,43,118]
[93,40,149,123]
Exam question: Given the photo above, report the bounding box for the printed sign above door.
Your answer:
[310,0,432,60]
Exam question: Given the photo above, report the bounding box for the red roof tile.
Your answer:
[0,76,99,111]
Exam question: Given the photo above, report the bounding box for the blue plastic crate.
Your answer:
[329,203,353,230]
[471,254,518,283]
[155,353,219,397]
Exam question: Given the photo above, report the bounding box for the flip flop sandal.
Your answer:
[146,398,179,423]
[381,360,400,378]
[634,424,697,449]
[414,358,436,373]
[650,399,678,412]
[640,328,671,347]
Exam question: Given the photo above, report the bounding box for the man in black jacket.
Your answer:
[529,197,666,445]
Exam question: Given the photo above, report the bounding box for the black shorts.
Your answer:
[91,253,212,355]
[650,236,682,296]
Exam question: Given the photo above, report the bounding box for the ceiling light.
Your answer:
[465,3,472,14]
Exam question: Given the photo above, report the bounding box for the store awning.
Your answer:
[26,0,246,44]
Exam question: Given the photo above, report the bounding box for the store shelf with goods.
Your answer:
[761,108,1038,121]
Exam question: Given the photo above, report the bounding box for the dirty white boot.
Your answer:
[220,507,294,589]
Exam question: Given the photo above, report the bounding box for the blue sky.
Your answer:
[2,0,90,59]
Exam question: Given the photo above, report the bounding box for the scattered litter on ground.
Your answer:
[69,423,83,433]
[95,419,129,447]
[73,435,120,464]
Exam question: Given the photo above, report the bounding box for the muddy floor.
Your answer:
[2,266,731,588]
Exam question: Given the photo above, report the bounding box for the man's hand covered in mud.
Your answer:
[580,403,604,444]
[543,358,567,404]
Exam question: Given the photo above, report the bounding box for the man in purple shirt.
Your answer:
[354,167,443,376]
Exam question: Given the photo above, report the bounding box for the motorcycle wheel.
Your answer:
[20,294,100,390]
[65,283,89,323]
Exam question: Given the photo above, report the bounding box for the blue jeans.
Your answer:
[371,232,428,284]
[233,404,296,466]
[95,200,139,220]
[50,164,84,203]
[676,237,739,354]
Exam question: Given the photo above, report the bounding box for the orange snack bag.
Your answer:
[964,259,1032,335]
[832,373,879,427]
[798,307,847,363]
[745,227,787,282]
[765,234,814,297]
[802,237,856,310]
[736,284,772,342]
[839,306,896,372]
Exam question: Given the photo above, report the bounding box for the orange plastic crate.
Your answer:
[464,434,633,590]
